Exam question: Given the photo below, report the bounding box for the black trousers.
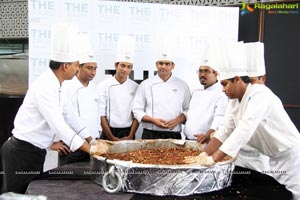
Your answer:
[142,128,181,139]
[1,136,46,194]
[58,149,90,167]
[100,127,133,140]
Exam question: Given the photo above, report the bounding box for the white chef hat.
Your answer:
[200,40,223,71]
[156,49,174,63]
[244,42,266,77]
[218,41,248,81]
[78,33,97,64]
[50,22,80,62]
[115,35,136,64]
[156,36,175,63]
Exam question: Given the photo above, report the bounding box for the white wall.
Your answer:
[29,0,239,91]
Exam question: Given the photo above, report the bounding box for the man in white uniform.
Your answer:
[98,36,139,141]
[1,23,106,194]
[55,33,101,165]
[133,49,191,139]
[235,42,270,173]
[186,41,300,199]
[184,60,228,142]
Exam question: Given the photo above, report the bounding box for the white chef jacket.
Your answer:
[235,144,270,173]
[184,82,228,140]
[133,75,191,132]
[214,84,300,198]
[62,76,101,139]
[12,69,88,152]
[214,84,300,158]
[98,76,138,128]
[220,98,270,173]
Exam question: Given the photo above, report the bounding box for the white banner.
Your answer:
[28,0,239,90]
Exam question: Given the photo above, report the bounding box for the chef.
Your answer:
[235,41,270,173]
[1,23,106,194]
[55,33,101,165]
[98,36,139,141]
[184,42,228,142]
[246,41,267,84]
[133,44,191,139]
[186,41,300,199]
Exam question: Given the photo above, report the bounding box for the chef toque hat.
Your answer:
[218,41,248,81]
[50,23,80,62]
[115,35,136,64]
[78,33,97,64]
[156,36,175,63]
[200,40,223,71]
[244,42,266,77]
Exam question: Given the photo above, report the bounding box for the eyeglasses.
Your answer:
[157,61,172,66]
[197,69,214,75]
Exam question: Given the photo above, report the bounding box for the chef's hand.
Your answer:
[89,140,111,155]
[184,152,215,167]
[120,135,134,140]
[50,141,70,156]
[194,133,210,144]
[165,118,179,130]
[153,118,168,129]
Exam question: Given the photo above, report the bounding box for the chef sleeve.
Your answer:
[61,90,91,140]
[210,95,228,130]
[132,83,147,123]
[213,101,236,143]
[182,84,191,117]
[97,82,108,117]
[219,91,270,157]
[34,86,84,152]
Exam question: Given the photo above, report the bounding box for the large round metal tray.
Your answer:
[91,139,234,196]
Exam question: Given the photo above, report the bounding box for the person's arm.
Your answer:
[195,129,215,143]
[210,94,228,132]
[132,83,147,123]
[212,149,227,162]
[218,89,269,158]
[205,137,223,155]
[165,113,186,130]
[62,94,92,141]
[50,141,70,155]
[122,118,139,140]
[100,116,120,141]
[34,85,84,152]
[79,141,91,154]
[181,82,192,121]
[141,115,168,129]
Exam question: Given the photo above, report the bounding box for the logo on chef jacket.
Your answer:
[172,89,178,93]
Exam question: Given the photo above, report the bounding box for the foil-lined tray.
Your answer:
[91,139,235,196]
